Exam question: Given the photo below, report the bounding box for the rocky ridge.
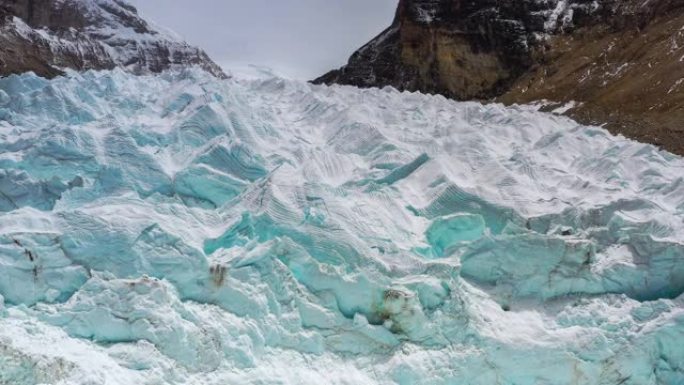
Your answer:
[316,0,684,155]
[0,0,227,78]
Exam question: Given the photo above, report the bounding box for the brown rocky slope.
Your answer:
[315,0,684,155]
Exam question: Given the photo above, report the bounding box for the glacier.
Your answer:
[0,68,683,385]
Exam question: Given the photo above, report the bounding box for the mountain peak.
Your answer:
[0,0,227,78]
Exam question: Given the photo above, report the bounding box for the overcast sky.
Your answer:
[127,1,398,79]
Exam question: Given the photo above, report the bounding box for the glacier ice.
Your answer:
[0,68,683,384]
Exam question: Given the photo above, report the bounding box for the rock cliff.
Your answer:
[316,0,684,154]
[0,0,227,78]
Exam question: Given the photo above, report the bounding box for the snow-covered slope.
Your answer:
[0,0,226,78]
[0,69,683,384]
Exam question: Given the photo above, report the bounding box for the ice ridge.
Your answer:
[0,69,682,384]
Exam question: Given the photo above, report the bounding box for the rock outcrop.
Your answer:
[315,0,684,155]
[0,0,227,78]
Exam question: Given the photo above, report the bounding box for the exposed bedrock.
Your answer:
[316,0,684,155]
[0,0,227,78]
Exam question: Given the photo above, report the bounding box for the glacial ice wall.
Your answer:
[0,68,683,384]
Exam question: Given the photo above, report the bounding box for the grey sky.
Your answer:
[127,1,398,79]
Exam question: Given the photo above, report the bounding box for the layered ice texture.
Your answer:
[0,68,683,384]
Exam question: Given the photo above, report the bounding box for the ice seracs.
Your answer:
[0,68,682,384]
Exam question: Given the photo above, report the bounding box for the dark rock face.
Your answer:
[315,0,585,99]
[316,0,684,155]
[0,0,227,78]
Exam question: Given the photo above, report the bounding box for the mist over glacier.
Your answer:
[0,69,683,384]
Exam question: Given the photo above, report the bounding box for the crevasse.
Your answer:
[0,68,682,385]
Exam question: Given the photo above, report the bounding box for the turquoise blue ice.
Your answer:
[0,68,683,384]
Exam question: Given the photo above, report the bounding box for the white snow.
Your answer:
[0,68,682,384]
[3,0,223,77]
